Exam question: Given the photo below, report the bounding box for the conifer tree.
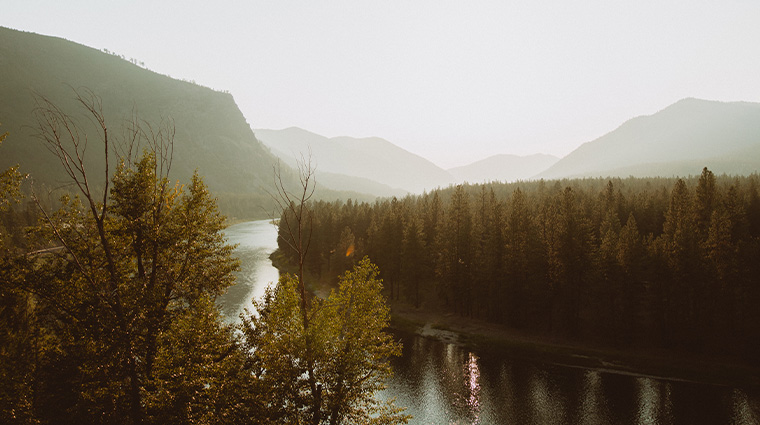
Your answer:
[401,215,427,308]
[436,185,472,316]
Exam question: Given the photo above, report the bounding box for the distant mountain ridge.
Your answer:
[5,27,758,208]
[448,153,559,184]
[537,98,760,179]
[0,26,381,219]
[255,127,455,193]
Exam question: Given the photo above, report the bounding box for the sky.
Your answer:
[5,1,760,168]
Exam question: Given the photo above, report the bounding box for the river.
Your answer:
[217,219,280,320]
[220,220,760,424]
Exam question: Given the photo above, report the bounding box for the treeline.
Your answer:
[0,97,407,424]
[277,169,760,360]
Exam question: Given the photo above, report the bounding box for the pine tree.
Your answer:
[471,185,504,320]
[401,216,427,308]
[659,178,699,348]
[436,185,473,316]
[695,167,716,241]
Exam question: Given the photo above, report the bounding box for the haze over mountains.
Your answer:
[448,154,559,183]
[257,95,760,191]
[538,98,760,179]
[256,127,562,192]
[255,127,448,194]
[2,25,760,212]
[0,26,281,215]
[2,25,551,208]
[0,26,378,218]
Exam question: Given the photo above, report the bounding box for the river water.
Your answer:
[217,220,280,321]
[220,220,760,424]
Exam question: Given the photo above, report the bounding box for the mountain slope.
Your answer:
[0,27,384,218]
[255,127,454,193]
[537,98,760,179]
[448,153,559,183]
[0,26,278,198]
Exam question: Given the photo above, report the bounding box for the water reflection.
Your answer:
[732,388,760,425]
[217,220,279,320]
[383,329,760,425]
[530,369,562,424]
[465,353,480,423]
[636,377,670,424]
[578,370,607,424]
[221,221,760,425]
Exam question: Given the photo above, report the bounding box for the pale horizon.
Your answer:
[5,1,760,168]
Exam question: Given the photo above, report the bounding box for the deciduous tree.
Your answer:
[24,91,240,424]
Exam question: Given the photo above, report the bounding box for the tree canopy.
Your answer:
[0,95,407,424]
[242,258,408,425]
[276,172,760,361]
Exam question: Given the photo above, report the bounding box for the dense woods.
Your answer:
[0,96,406,424]
[277,169,760,361]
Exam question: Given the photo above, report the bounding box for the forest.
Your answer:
[277,169,760,361]
[3,90,760,424]
[0,95,408,424]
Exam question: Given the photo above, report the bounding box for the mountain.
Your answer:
[537,98,760,179]
[0,26,377,219]
[309,171,408,198]
[448,153,559,183]
[0,27,276,194]
[255,127,455,194]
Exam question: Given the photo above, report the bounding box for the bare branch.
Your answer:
[30,186,115,312]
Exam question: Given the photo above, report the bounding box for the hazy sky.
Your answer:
[5,1,760,168]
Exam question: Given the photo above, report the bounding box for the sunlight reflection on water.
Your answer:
[217,220,279,321]
[381,330,760,425]
[466,353,481,424]
[220,222,760,425]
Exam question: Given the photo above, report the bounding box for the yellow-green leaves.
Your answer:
[241,257,408,424]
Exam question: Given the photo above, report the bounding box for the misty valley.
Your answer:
[2,23,760,425]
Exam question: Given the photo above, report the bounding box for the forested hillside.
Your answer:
[277,169,760,361]
[0,101,406,424]
[0,27,374,219]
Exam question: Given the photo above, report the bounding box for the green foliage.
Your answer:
[0,93,250,423]
[0,127,37,424]
[146,296,248,425]
[22,150,241,423]
[241,257,408,425]
[277,170,760,361]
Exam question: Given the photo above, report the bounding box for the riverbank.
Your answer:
[267,248,760,388]
[389,302,760,388]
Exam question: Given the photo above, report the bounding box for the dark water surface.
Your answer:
[381,330,760,424]
[222,221,760,424]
